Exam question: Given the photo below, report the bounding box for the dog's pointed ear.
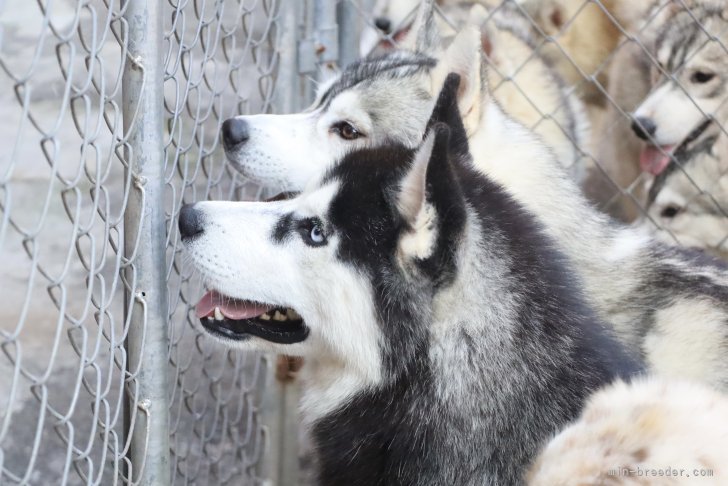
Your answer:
[397,124,466,277]
[399,0,441,55]
[397,128,440,225]
[427,73,470,158]
[467,4,495,57]
[435,26,484,135]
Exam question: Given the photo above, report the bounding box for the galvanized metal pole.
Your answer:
[313,0,338,83]
[122,0,171,484]
[257,3,304,485]
[273,0,303,114]
[337,1,360,69]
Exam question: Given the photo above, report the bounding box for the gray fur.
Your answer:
[183,113,640,484]
[634,3,728,261]
[221,2,728,390]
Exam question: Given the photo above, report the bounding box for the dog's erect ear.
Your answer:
[397,124,466,282]
[466,4,495,57]
[399,0,441,55]
[435,26,484,135]
[397,129,438,226]
[427,73,470,158]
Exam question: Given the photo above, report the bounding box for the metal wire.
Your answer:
[1,0,728,485]
[348,0,728,259]
[0,0,282,484]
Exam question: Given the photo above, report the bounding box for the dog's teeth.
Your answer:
[273,310,287,321]
[214,307,224,321]
[287,308,301,320]
[260,313,271,321]
[207,316,214,321]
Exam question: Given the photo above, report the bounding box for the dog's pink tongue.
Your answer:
[196,290,272,319]
[640,145,674,175]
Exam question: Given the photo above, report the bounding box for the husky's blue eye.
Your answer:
[331,121,362,141]
[310,225,325,243]
[301,218,327,246]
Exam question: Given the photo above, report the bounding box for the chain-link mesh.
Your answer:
[348,0,728,261]
[0,0,283,483]
[163,0,282,483]
[3,0,728,485]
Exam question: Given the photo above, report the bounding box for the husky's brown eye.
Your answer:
[691,71,715,84]
[661,205,681,218]
[332,121,362,141]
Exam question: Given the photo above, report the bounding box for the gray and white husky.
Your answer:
[221,0,728,389]
[642,124,728,261]
[632,2,728,260]
[360,0,591,177]
[632,2,728,177]
[181,83,639,485]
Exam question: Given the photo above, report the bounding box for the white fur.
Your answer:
[184,188,385,421]
[605,229,651,263]
[633,14,728,148]
[634,82,719,147]
[224,94,374,190]
[645,299,728,387]
[399,203,438,260]
[398,132,439,260]
[397,131,435,219]
[224,16,728,390]
[528,377,728,485]
[641,133,728,261]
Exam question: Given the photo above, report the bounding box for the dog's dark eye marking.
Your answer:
[331,121,363,141]
[272,213,294,243]
[691,71,715,84]
[298,218,328,247]
[661,205,681,218]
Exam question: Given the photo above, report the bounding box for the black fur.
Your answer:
[309,78,642,486]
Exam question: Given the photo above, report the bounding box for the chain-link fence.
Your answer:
[351,0,728,260]
[2,0,728,485]
[0,0,294,484]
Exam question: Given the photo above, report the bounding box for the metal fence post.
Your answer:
[313,0,338,83]
[274,0,304,114]
[299,0,339,100]
[257,3,304,485]
[122,0,171,484]
[337,1,361,69]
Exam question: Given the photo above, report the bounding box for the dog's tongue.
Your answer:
[196,290,272,320]
[640,145,674,175]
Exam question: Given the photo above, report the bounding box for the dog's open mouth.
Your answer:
[196,290,309,344]
[640,119,713,176]
[640,143,675,176]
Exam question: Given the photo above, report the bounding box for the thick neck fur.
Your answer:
[309,153,639,486]
[466,94,689,349]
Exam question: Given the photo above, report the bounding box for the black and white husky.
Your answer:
[180,81,640,485]
[220,0,728,390]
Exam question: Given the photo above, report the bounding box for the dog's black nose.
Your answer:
[374,17,392,33]
[631,117,657,141]
[221,118,250,149]
[179,204,205,239]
